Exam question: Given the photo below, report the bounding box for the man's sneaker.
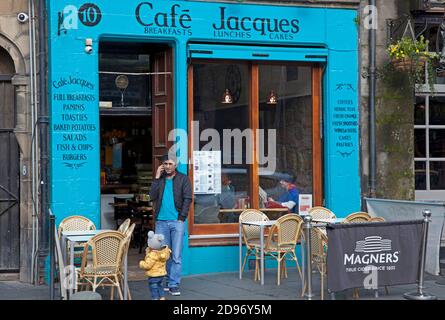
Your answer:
[163,287,170,292]
[169,287,181,296]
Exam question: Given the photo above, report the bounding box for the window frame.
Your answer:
[187,59,324,236]
[414,91,445,195]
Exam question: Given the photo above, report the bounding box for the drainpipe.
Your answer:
[369,0,377,197]
[38,0,49,279]
[28,0,40,284]
[28,0,35,283]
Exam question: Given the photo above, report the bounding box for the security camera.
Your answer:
[85,46,93,54]
[17,12,29,23]
[84,38,93,54]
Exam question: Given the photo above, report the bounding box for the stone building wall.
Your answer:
[0,0,34,282]
[359,0,415,201]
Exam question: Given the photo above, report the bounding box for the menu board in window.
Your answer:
[299,194,313,215]
[193,151,221,194]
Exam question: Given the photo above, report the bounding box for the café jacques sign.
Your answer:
[135,2,301,40]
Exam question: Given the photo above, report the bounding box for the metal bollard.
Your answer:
[404,209,437,300]
[49,213,56,300]
[304,215,313,300]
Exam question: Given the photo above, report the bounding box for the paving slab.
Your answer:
[1,271,445,300]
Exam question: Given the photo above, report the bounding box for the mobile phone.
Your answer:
[160,164,166,177]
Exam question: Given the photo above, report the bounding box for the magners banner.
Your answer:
[326,220,423,292]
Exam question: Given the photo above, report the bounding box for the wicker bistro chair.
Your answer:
[308,207,336,237]
[118,223,136,300]
[77,231,126,300]
[369,216,386,222]
[58,215,96,265]
[58,215,96,239]
[301,226,328,300]
[343,212,372,223]
[118,218,131,234]
[239,209,269,279]
[343,213,371,299]
[54,224,69,300]
[349,215,388,299]
[259,214,304,286]
[124,222,136,238]
[308,207,336,220]
[54,224,103,300]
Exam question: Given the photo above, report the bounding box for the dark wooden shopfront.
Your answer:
[0,48,20,272]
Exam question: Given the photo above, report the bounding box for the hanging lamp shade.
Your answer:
[221,89,233,104]
[267,90,278,105]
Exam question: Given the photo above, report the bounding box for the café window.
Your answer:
[99,46,151,108]
[414,95,445,196]
[257,64,313,208]
[188,60,323,236]
[412,19,445,200]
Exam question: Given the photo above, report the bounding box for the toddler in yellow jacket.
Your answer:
[139,231,171,300]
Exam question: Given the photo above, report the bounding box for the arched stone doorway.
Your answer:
[0,47,20,272]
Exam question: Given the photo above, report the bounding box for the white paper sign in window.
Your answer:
[299,194,313,215]
[193,151,221,194]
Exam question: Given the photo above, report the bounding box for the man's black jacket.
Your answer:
[149,171,193,221]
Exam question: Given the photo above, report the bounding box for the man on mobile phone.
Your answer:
[149,153,192,296]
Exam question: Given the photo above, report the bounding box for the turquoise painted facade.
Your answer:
[47,0,360,275]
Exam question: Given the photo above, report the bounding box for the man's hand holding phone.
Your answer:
[155,164,165,179]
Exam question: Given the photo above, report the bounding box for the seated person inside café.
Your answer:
[267,173,299,213]
[217,174,237,223]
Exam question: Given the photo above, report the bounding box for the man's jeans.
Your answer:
[155,220,185,288]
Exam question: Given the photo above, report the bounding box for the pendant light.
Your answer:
[267,90,278,105]
[221,89,233,104]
